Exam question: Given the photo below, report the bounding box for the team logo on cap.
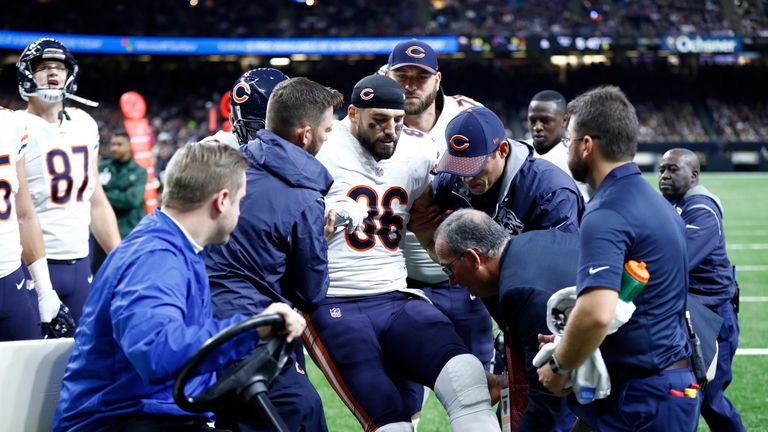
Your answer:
[232,81,251,103]
[359,87,375,100]
[405,45,426,58]
[449,134,470,151]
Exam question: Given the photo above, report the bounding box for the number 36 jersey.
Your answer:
[317,119,433,297]
[20,108,99,260]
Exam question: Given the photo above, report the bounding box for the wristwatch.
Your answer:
[549,354,571,377]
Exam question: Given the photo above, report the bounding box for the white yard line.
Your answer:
[736,348,768,356]
[727,243,768,250]
[735,265,768,271]
[741,296,768,302]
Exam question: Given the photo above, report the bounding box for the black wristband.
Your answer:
[549,354,571,377]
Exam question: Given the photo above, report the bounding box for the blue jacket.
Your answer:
[672,185,735,308]
[433,140,584,236]
[54,211,257,432]
[496,229,579,432]
[206,129,333,318]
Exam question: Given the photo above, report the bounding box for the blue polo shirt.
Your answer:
[577,163,690,374]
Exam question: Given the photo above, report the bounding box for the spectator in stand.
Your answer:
[91,129,148,272]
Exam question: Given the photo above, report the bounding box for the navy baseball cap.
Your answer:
[436,107,507,177]
[388,40,438,75]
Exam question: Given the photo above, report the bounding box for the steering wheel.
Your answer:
[173,314,294,417]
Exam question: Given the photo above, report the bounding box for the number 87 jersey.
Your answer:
[20,108,99,260]
[317,119,433,297]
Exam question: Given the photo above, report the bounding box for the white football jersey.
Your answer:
[530,138,591,200]
[318,119,433,297]
[21,108,99,260]
[403,93,483,283]
[0,110,29,277]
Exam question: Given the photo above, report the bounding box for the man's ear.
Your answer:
[212,189,230,214]
[582,136,595,159]
[465,248,482,270]
[297,124,313,148]
[497,140,510,159]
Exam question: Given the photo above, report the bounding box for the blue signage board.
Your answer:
[0,31,459,55]
[661,35,742,53]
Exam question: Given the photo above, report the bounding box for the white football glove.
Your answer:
[28,258,62,323]
[326,197,369,235]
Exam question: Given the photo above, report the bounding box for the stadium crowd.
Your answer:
[1,0,767,38]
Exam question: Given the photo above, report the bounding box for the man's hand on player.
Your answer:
[258,303,306,343]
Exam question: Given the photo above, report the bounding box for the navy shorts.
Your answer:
[412,279,494,370]
[48,257,92,324]
[0,265,41,341]
[305,291,469,429]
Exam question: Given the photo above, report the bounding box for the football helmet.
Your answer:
[230,68,288,144]
[16,38,78,104]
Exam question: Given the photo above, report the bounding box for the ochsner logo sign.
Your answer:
[663,35,742,53]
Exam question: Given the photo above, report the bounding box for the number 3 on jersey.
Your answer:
[46,146,89,204]
[0,154,11,220]
[346,185,408,252]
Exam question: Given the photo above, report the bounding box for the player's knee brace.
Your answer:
[434,354,501,432]
[378,421,414,431]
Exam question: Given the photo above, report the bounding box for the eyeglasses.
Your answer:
[440,252,466,276]
[33,65,67,74]
[563,135,600,148]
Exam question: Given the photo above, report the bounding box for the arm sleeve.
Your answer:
[681,203,722,271]
[105,165,147,211]
[111,251,258,385]
[577,208,631,295]
[530,188,582,233]
[432,173,457,212]
[283,198,330,313]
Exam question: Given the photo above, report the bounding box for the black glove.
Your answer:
[41,304,76,338]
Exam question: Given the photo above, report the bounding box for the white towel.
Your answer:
[532,287,636,405]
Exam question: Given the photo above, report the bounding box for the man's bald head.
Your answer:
[658,148,700,201]
[666,148,700,172]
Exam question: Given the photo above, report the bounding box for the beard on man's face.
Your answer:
[404,85,438,116]
[356,119,398,161]
[568,152,589,183]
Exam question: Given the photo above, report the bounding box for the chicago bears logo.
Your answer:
[232,81,251,104]
[359,87,374,100]
[449,134,470,151]
[405,45,426,58]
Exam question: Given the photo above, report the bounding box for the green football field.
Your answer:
[305,172,768,431]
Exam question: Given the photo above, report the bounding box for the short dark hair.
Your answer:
[566,85,638,162]
[162,140,248,212]
[435,209,509,259]
[266,77,343,138]
[111,128,129,139]
[531,90,566,114]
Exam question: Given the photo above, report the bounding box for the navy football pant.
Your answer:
[0,265,41,341]
[215,342,327,432]
[413,279,494,370]
[305,292,469,429]
[700,303,745,432]
[48,257,92,324]
[569,367,700,432]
